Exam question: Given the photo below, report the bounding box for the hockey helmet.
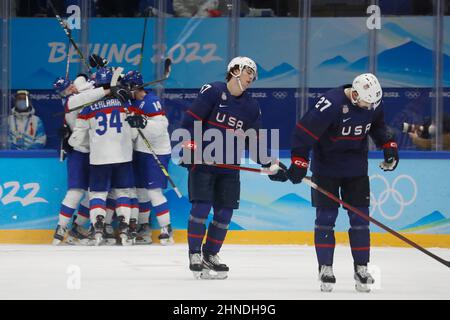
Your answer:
[92,67,114,87]
[53,77,72,94]
[351,73,383,109]
[122,70,144,88]
[227,56,258,80]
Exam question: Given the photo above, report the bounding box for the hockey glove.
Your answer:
[262,161,288,182]
[58,124,71,139]
[111,86,131,104]
[58,124,73,153]
[89,54,108,68]
[287,156,309,184]
[379,141,399,171]
[125,115,147,129]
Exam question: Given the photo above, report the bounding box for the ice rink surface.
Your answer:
[0,244,448,300]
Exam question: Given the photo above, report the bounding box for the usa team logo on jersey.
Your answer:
[342,105,349,114]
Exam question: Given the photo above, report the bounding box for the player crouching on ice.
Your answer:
[122,70,175,245]
[179,56,288,279]
[284,73,399,292]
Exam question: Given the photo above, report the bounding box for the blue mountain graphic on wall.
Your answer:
[29,68,58,84]
[270,193,311,209]
[256,63,297,80]
[318,55,349,69]
[346,41,450,80]
[400,210,450,233]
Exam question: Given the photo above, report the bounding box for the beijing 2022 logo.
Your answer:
[369,174,417,220]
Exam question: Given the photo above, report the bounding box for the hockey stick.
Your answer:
[47,0,91,72]
[59,39,72,162]
[54,60,172,117]
[136,58,172,89]
[211,163,450,268]
[112,67,182,199]
[138,8,150,73]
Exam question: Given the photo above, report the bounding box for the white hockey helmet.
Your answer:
[227,56,258,80]
[351,73,383,109]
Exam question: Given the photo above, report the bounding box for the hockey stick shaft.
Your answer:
[138,14,149,73]
[136,128,182,198]
[47,0,91,72]
[56,59,173,117]
[212,163,449,268]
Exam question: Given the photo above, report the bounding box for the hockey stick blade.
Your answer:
[135,58,172,89]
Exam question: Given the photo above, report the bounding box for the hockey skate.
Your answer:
[158,224,174,245]
[90,215,106,246]
[318,265,336,292]
[103,224,117,246]
[52,224,68,245]
[66,224,90,245]
[354,264,375,293]
[118,216,133,246]
[135,223,152,245]
[189,253,203,279]
[129,218,138,244]
[200,253,229,280]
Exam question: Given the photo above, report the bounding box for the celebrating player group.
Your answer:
[51,52,399,292]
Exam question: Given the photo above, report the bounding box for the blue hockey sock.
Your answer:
[348,207,370,265]
[314,208,338,266]
[203,207,233,255]
[187,202,212,254]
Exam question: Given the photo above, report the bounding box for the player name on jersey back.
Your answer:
[79,97,134,165]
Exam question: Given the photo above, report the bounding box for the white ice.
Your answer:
[0,244,448,300]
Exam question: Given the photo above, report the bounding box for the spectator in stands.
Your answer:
[96,0,140,17]
[7,90,47,150]
[408,115,450,150]
[173,0,248,17]
[138,0,175,16]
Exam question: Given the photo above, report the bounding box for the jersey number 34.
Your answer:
[95,110,123,135]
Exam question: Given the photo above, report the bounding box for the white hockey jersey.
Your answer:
[69,97,136,165]
[129,92,171,155]
[64,86,107,153]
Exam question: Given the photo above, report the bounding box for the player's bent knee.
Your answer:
[64,189,85,206]
[148,188,167,207]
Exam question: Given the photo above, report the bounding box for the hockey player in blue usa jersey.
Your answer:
[286,73,399,292]
[122,70,175,245]
[180,56,287,279]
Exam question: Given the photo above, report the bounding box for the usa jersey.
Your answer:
[129,92,171,155]
[181,81,264,171]
[69,97,135,165]
[291,85,391,177]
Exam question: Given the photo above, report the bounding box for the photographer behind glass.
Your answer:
[7,90,47,150]
[403,115,450,150]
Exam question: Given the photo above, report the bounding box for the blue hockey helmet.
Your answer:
[122,70,144,88]
[53,77,72,94]
[92,67,114,87]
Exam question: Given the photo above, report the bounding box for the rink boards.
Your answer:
[0,150,449,247]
